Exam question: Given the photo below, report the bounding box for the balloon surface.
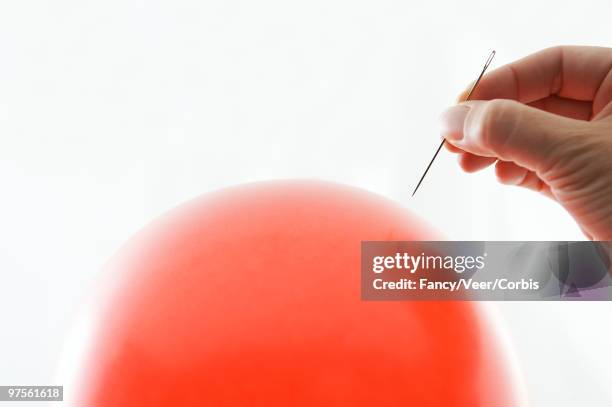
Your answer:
[74,180,517,406]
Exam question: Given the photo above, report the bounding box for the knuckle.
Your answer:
[543,45,563,55]
[479,99,518,151]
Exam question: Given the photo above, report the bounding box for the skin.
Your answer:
[440,46,612,240]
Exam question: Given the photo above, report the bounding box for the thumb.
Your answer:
[440,99,585,173]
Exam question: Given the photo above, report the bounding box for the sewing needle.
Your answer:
[411,50,496,197]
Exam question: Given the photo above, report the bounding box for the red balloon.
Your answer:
[73,180,517,406]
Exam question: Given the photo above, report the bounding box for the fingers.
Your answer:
[440,99,584,172]
[451,151,554,198]
[528,96,592,121]
[444,140,463,153]
[495,160,528,184]
[444,126,556,199]
[495,161,554,199]
[458,153,496,173]
[465,46,612,117]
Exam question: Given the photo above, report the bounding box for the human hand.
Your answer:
[440,46,612,240]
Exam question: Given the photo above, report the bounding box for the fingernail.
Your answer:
[439,104,470,141]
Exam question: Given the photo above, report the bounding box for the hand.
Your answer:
[440,46,612,240]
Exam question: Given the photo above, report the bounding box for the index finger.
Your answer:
[463,46,612,116]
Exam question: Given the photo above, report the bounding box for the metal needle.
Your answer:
[412,50,496,197]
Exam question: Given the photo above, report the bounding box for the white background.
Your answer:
[0,0,611,405]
